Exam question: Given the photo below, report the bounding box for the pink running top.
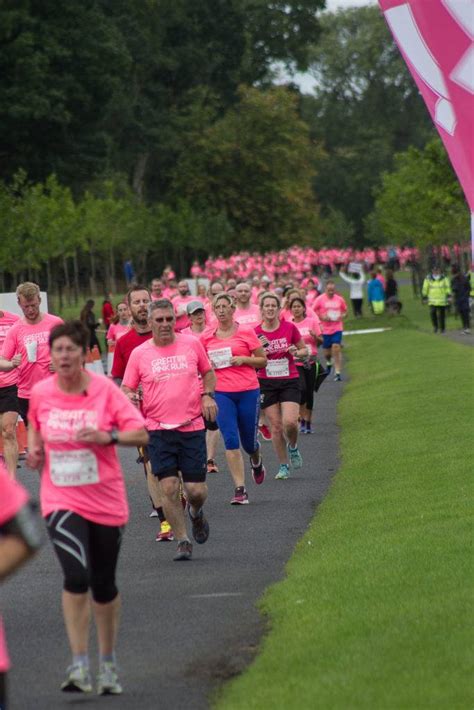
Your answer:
[0,311,20,387]
[200,325,261,392]
[254,320,301,380]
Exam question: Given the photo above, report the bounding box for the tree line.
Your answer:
[0,2,469,296]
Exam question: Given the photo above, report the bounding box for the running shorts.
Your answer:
[0,385,19,415]
[258,377,301,410]
[322,331,343,349]
[148,429,207,482]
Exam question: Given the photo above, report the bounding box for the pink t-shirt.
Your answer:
[29,373,145,526]
[313,294,347,335]
[234,304,261,327]
[106,323,130,342]
[0,311,20,387]
[2,313,63,398]
[255,320,301,380]
[200,325,261,392]
[291,316,322,360]
[0,463,29,672]
[173,296,195,331]
[123,334,211,431]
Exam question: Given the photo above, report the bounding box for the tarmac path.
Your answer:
[3,379,342,710]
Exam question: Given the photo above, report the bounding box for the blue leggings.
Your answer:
[215,388,260,454]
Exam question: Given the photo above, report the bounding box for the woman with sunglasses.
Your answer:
[255,293,308,480]
[27,320,147,696]
[200,294,267,504]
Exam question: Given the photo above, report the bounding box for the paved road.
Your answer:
[3,379,342,710]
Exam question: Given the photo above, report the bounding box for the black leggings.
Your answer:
[46,511,123,603]
[298,364,317,411]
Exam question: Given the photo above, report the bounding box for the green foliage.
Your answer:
[173,86,321,252]
[302,5,434,241]
[370,139,469,247]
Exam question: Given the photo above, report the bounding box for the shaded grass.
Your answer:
[215,330,473,709]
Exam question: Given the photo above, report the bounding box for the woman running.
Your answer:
[255,293,308,480]
[26,320,148,696]
[290,297,323,434]
[200,294,267,504]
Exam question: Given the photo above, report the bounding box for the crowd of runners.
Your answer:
[0,241,472,704]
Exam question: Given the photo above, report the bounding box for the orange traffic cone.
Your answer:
[92,345,104,375]
[85,348,95,373]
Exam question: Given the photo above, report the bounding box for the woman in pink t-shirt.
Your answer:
[106,302,130,345]
[27,321,147,696]
[290,297,323,434]
[200,294,267,505]
[255,293,308,480]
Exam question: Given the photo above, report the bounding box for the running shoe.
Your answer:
[334,373,342,381]
[97,662,122,695]
[275,464,290,480]
[250,456,266,485]
[207,458,219,473]
[189,508,210,544]
[299,420,306,434]
[325,359,332,373]
[156,520,174,542]
[61,664,92,693]
[231,487,249,505]
[305,422,314,434]
[258,423,272,441]
[173,540,193,561]
[149,509,159,518]
[287,444,303,469]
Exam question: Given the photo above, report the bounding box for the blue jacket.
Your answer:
[367,278,385,303]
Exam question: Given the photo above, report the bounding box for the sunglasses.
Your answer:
[153,316,174,323]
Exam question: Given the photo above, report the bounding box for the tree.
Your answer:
[369,138,469,248]
[172,86,321,252]
[301,5,434,242]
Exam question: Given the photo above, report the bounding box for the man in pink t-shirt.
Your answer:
[313,281,347,381]
[0,310,20,476]
[234,282,261,327]
[172,280,195,332]
[0,282,63,465]
[122,299,217,562]
[0,462,41,706]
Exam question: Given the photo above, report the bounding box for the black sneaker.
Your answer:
[173,540,193,561]
[189,508,210,544]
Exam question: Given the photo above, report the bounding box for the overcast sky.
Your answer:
[289,0,378,93]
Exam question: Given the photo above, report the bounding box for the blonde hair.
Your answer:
[259,291,280,309]
[212,292,235,309]
[16,282,40,300]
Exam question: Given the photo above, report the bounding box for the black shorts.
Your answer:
[0,385,19,414]
[148,429,207,482]
[258,377,301,409]
[17,397,29,425]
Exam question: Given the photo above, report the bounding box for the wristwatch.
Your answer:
[107,428,119,445]
[201,392,216,399]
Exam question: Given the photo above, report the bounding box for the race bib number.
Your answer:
[208,347,232,369]
[266,358,290,378]
[327,309,340,322]
[50,449,99,487]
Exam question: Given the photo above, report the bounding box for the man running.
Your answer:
[313,280,347,381]
[173,280,195,332]
[0,310,20,476]
[234,282,261,327]
[122,299,217,561]
[111,285,172,541]
[0,283,63,456]
[150,279,165,301]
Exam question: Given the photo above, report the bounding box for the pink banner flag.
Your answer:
[379,0,474,248]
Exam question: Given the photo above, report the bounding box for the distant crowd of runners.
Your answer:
[0,244,472,704]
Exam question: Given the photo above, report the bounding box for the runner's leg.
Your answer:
[1,411,18,476]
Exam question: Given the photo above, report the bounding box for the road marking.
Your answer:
[343,328,392,335]
[189,592,244,599]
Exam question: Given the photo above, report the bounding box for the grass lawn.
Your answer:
[215,328,473,709]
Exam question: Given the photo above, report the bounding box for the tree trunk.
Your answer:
[73,250,80,304]
[89,248,97,295]
[132,153,149,199]
[109,245,116,294]
[46,259,52,295]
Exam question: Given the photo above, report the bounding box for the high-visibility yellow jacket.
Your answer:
[422,275,451,306]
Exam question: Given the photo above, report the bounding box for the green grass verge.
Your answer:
[215,329,473,709]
